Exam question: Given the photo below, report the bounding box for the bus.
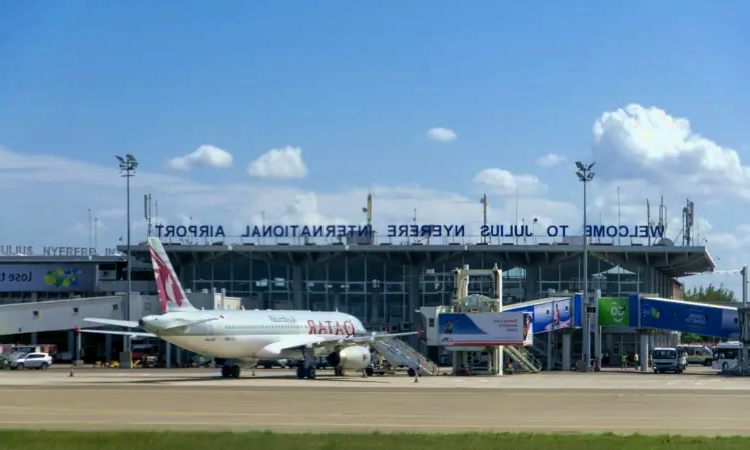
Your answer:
[711,341,742,373]
[676,344,713,366]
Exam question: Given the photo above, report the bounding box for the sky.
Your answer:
[1,1,749,295]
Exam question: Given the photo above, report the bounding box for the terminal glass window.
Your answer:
[212,255,233,281]
[716,348,739,360]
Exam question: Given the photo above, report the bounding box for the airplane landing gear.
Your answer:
[297,349,317,380]
[221,363,241,379]
[334,366,345,377]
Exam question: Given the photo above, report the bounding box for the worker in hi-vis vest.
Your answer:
[634,352,640,370]
[621,353,627,370]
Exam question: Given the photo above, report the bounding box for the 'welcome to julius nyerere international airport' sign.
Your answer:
[153,223,666,239]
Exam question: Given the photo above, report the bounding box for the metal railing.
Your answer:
[372,339,440,376]
[505,346,543,373]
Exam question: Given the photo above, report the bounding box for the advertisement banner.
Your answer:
[640,297,739,338]
[522,312,533,346]
[508,298,573,334]
[439,312,527,347]
[533,298,573,332]
[598,297,630,326]
[0,264,97,292]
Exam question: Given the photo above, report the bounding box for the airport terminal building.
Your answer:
[0,224,714,367]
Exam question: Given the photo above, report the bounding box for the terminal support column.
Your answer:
[105,334,112,362]
[562,331,571,371]
[408,266,421,348]
[546,331,553,371]
[67,331,74,358]
[593,289,602,365]
[75,331,82,362]
[639,331,649,372]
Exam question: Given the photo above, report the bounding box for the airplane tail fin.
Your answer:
[148,237,196,314]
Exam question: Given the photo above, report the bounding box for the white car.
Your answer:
[12,352,53,370]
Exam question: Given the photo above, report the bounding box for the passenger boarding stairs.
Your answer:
[505,346,543,373]
[527,332,563,370]
[372,339,440,376]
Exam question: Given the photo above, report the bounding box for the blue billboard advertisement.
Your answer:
[640,297,739,339]
[438,312,530,347]
[506,298,574,334]
[0,264,97,293]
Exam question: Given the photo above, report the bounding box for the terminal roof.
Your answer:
[119,243,714,279]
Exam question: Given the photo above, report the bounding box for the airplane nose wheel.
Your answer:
[222,365,241,378]
[296,365,316,380]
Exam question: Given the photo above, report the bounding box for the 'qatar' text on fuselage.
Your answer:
[307,319,356,337]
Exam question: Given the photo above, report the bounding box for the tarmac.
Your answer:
[2,366,750,435]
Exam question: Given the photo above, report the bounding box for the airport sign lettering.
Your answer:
[153,223,665,239]
[0,245,120,257]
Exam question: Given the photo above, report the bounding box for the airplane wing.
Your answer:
[263,331,418,355]
[84,318,140,328]
[79,329,157,338]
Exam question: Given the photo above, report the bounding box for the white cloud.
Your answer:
[167,145,233,171]
[473,168,547,197]
[247,146,308,179]
[592,104,750,201]
[536,153,565,167]
[426,127,457,142]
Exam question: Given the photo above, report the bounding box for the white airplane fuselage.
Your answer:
[140,309,367,362]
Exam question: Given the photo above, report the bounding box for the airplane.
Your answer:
[81,237,418,380]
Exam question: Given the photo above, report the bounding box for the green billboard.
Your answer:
[598,297,630,326]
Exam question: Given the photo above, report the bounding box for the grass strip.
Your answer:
[3,430,750,450]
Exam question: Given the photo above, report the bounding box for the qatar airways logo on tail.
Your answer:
[150,247,184,313]
[307,320,356,337]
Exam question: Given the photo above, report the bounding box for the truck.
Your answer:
[652,347,682,374]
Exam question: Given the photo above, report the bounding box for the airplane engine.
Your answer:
[337,346,371,371]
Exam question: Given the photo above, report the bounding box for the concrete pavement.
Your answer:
[1,367,749,435]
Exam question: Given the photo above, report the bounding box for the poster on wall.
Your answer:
[598,297,630,326]
[438,312,527,347]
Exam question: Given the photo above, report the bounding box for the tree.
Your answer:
[684,283,736,304]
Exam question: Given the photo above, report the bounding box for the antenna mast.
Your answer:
[682,199,694,246]
[647,199,651,245]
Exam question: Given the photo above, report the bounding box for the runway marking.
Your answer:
[1,407,749,422]
[1,420,750,434]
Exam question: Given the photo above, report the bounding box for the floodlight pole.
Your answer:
[117,155,138,358]
[576,162,595,372]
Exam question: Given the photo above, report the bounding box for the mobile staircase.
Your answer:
[372,339,440,376]
[505,345,543,373]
